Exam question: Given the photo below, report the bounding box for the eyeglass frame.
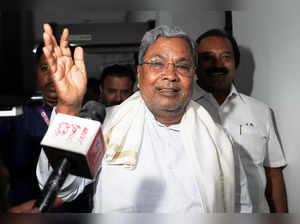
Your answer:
[140,60,195,77]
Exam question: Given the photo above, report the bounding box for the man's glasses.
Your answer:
[141,61,194,77]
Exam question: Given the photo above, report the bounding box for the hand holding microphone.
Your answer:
[34,113,106,212]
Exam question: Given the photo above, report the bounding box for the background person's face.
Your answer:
[100,75,133,106]
[137,37,194,120]
[197,36,236,94]
[36,54,57,106]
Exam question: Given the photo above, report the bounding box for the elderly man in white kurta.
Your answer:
[36,24,251,213]
[193,29,287,212]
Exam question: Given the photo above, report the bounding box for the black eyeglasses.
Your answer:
[141,61,194,77]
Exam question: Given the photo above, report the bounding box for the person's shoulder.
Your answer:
[105,105,119,114]
[104,104,121,121]
[191,100,224,131]
[239,93,270,110]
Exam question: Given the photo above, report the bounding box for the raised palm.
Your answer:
[43,24,87,115]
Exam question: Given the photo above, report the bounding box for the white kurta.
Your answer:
[192,84,287,212]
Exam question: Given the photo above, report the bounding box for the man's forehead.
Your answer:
[198,36,233,52]
[103,75,132,88]
[104,75,132,83]
[150,37,187,48]
[145,37,192,59]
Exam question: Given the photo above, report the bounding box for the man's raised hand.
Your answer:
[42,24,87,115]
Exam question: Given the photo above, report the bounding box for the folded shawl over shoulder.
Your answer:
[102,91,235,212]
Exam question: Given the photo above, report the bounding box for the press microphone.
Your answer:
[34,112,106,212]
[80,100,106,123]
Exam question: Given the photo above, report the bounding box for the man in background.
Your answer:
[0,43,92,213]
[81,64,136,123]
[0,43,59,212]
[193,29,288,212]
[98,64,136,106]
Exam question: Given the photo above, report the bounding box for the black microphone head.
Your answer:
[80,100,106,123]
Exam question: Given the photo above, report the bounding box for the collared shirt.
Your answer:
[192,83,287,212]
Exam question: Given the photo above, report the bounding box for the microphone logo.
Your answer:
[54,122,88,145]
[41,113,106,179]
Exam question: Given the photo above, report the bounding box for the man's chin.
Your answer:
[107,102,122,107]
[152,101,187,114]
[43,95,57,104]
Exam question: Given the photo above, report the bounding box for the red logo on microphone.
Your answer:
[55,122,88,144]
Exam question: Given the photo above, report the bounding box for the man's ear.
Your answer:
[137,65,141,89]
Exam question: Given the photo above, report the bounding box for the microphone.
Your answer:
[80,100,106,123]
[34,113,106,212]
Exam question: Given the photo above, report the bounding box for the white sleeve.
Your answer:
[264,108,287,167]
[36,107,92,202]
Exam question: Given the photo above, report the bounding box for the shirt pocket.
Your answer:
[238,126,267,165]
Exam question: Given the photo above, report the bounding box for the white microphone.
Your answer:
[35,113,106,212]
[41,113,105,179]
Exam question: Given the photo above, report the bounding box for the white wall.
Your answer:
[233,0,300,212]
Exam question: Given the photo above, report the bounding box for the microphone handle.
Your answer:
[34,157,71,213]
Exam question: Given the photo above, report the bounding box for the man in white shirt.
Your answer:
[36,24,250,213]
[193,29,288,212]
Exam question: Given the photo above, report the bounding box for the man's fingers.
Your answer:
[60,28,72,57]
[60,28,69,44]
[43,24,58,47]
[74,47,84,61]
[54,46,62,58]
[74,47,86,73]
[56,62,65,82]
[43,46,57,74]
[43,24,53,35]
[43,32,53,52]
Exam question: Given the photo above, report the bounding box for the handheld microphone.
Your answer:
[35,113,106,212]
[80,100,106,123]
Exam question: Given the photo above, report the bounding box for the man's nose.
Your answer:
[46,70,53,82]
[115,91,122,101]
[214,56,225,67]
[162,63,179,81]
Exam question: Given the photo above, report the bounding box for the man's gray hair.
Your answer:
[138,25,198,67]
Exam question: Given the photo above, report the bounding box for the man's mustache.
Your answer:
[204,67,229,76]
[46,82,55,89]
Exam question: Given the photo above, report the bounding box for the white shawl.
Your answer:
[102,91,235,212]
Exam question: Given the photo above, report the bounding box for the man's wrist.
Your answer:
[56,104,81,116]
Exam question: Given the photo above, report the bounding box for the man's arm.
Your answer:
[265,167,288,212]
